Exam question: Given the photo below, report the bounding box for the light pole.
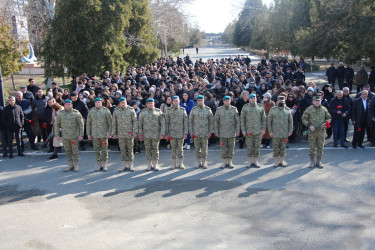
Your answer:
[0,64,4,107]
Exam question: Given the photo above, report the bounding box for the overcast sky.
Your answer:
[184,0,273,33]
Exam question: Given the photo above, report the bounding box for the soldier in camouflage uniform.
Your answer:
[240,93,266,168]
[189,95,214,169]
[268,96,293,167]
[112,97,138,172]
[87,97,112,171]
[54,99,84,172]
[214,96,240,168]
[165,96,188,170]
[302,95,331,168]
[139,98,165,171]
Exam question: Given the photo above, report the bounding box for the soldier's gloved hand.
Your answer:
[113,135,118,139]
[79,136,83,141]
[269,133,273,138]
[88,135,92,140]
[309,126,315,132]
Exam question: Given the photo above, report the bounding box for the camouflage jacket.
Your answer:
[302,105,331,133]
[111,106,138,138]
[165,106,188,138]
[138,108,165,139]
[189,105,213,137]
[214,105,240,138]
[240,103,266,135]
[268,106,293,138]
[86,106,112,138]
[54,108,84,139]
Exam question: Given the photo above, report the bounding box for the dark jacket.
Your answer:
[328,97,351,120]
[42,105,53,123]
[27,84,40,96]
[326,67,338,81]
[73,99,89,120]
[337,66,346,80]
[345,67,354,82]
[369,96,375,121]
[0,106,4,131]
[33,95,47,115]
[351,97,370,126]
[2,104,24,131]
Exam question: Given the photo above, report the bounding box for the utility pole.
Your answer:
[0,64,4,107]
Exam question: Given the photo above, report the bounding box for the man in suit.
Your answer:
[351,90,371,148]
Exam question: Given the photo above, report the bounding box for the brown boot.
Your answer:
[220,158,226,169]
[316,157,324,169]
[170,158,176,170]
[272,157,279,168]
[119,161,127,172]
[73,162,79,172]
[178,158,185,170]
[228,158,234,169]
[102,162,108,172]
[202,158,208,169]
[309,157,315,168]
[146,160,152,171]
[253,157,261,168]
[128,161,135,172]
[64,161,74,172]
[247,157,253,168]
[195,158,201,169]
[279,157,287,167]
[153,160,159,171]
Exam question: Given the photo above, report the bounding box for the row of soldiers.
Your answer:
[55,93,331,172]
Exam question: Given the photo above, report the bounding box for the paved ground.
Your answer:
[1,46,375,249]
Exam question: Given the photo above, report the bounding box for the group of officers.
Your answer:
[53,92,331,173]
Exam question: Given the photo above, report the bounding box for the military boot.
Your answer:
[64,161,74,172]
[220,159,226,169]
[195,158,201,169]
[272,157,279,168]
[95,162,102,172]
[228,158,235,169]
[146,160,152,171]
[119,161,127,172]
[247,157,253,168]
[316,157,324,169]
[128,161,135,172]
[309,157,315,168]
[102,162,108,172]
[202,158,208,169]
[170,158,176,170]
[153,160,160,171]
[73,162,79,172]
[279,157,287,167]
[178,158,185,169]
[253,157,261,168]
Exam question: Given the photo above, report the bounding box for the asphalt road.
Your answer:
[1,46,375,249]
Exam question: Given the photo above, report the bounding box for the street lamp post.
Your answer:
[0,64,4,107]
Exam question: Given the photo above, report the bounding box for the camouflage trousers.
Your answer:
[272,137,287,157]
[170,138,184,159]
[308,131,325,158]
[144,138,160,161]
[118,138,134,161]
[220,137,236,159]
[63,138,79,163]
[245,134,262,157]
[93,138,108,162]
[194,136,208,159]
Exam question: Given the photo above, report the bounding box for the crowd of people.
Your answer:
[1,54,375,170]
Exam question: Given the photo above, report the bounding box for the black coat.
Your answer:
[351,97,370,126]
[2,104,24,131]
[328,97,351,120]
[73,99,89,119]
[0,106,4,131]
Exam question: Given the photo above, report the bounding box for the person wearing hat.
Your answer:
[86,97,112,171]
[112,97,138,172]
[71,91,89,151]
[138,98,165,171]
[165,96,188,170]
[54,99,84,171]
[240,93,266,168]
[214,96,240,168]
[19,85,35,103]
[189,95,214,169]
[268,96,293,167]
[302,95,331,168]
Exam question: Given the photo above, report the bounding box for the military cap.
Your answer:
[277,96,286,103]
[223,96,230,101]
[172,96,179,101]
[249,93,256,98]
[94,97,102,102]
[70,91,78,96]
[313,95,321,101]
[19,85,27,89]
[146,98,154,103]
[119,97,126,102]
[197,95,204,100]
[64,99,72,104]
